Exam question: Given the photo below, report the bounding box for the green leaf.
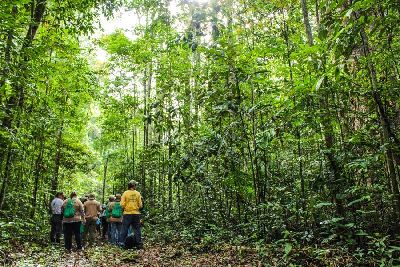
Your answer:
[284,243,292,258]
[347,195,370,207]
[314,75,325,91]
[344,8,353,18]
[315,202,333,208]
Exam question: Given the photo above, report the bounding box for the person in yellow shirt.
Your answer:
[120,180,143,248]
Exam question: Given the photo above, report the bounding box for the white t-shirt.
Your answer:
[51,198,64,215]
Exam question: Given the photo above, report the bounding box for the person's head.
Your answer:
[109,195,115,202]
[70,191,77,199]
[128,180,138,190]
[55,192,64,199]
[88,193,95,200]
[115,193,121,201]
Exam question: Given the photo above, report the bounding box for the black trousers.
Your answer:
[50,214,63,243]
[120,214,142,247]
[101,217,108,238]
[63,221,82,250]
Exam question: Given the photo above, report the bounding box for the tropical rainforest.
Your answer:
[1,0,400,265]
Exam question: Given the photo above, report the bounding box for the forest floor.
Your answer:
[2,239,387,266]
[1,234,386,266]
[2,240,264,267]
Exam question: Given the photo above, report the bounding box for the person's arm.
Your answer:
[97,202,101,212]
[57,199,64,214]
[80,202,85,215]
[79,200,86,222]
[50,200,55,214]
[138,194,143,209]
[61,200,66,213]
[121,192,126,209]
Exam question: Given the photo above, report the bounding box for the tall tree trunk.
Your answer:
[132,126,136,180]
[142,70,147,197]
[283,18,306,216]
[51,125,63,196]
[320,95,345,216]
[303,0,344,216]
[31,137,45,217]
[1,0,47,132]
[0,150,13,210]
[168,129,173,209]
[358,24,400,215]
[300,0,314,46]
[0,1,48,203]
[161,145,166,215]
[102,157,109,204]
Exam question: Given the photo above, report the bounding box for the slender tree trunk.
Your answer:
[0,150,13,210]
[142,67,148,196]
[168,129,173,209]
[1,0,47,130]
[31,137,45,217]
[102,157,109,204]
[162,146,166,215]
[51,125,63,196]
[320,96,345,216]
[132,126,135,180]
[0,1,48,206]
[302,0,344,216]
[157,133,162,209]
[250,82,262,205]
[300,0,314,46]
[357,25,400,215]
[283,18,306,216]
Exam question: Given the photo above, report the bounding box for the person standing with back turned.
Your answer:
[62,192,85,252]
[120,180,143,248]
[83,193,101,247]
[109,193,123,245]
[50,192,64,244]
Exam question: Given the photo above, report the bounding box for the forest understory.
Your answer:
[1,235,388,267]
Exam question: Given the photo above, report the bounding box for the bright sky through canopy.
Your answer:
[95,0,188,62]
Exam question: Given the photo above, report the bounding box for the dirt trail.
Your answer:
[5,242,262,267]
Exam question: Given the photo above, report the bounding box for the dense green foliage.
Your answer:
[1,0,400,264]
[0,0,119,240]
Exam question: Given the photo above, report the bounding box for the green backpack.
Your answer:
[104,208,110,218]
[111,202,122,218]
[63,199,75,218]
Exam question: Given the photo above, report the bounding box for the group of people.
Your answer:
[49,180,143,251]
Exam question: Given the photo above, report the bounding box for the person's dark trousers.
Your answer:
[107,223,112,242]
[50,214,63,243]
[101,217,108,239]
[83,218,97,247]
[120,214,142,247]
[110,222,122,245]
[96,219,101,234]
[63,222,82,251]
